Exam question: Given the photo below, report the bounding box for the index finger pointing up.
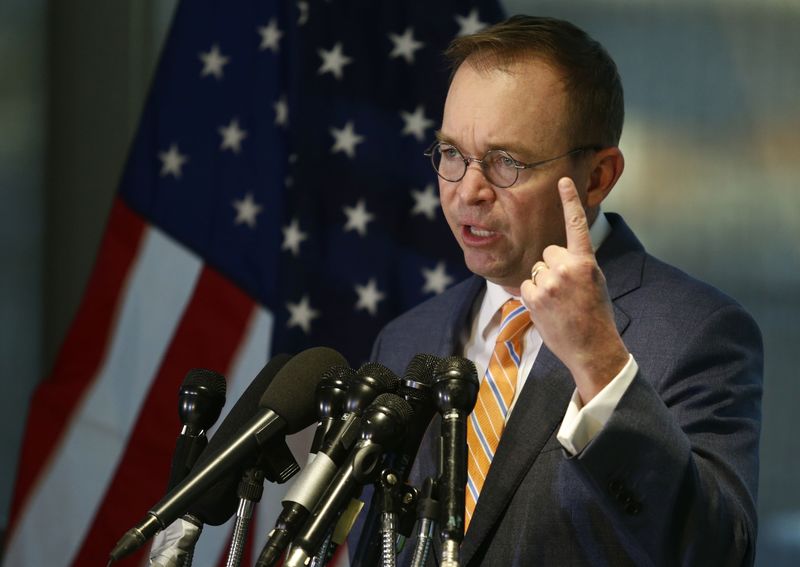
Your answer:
[558,177,593,255]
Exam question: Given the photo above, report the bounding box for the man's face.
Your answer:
[439,57,590,293]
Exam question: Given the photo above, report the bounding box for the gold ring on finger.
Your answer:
[531,263,546,285]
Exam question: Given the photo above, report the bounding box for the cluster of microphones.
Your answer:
[109,346,480,567]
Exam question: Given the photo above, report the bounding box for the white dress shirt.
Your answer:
[461,212,639,455]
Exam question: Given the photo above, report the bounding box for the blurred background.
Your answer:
[1,0,797,564]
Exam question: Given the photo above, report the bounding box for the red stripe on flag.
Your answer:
[7,198,147,538]
[71,264,258,566]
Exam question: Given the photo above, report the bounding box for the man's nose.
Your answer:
[457,162,496,205]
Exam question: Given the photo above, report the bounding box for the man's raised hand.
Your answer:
[520,177,629,403]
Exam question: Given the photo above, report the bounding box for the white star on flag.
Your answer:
[410,184,440,220]
[455,9,487,37]
[274,95,289,127]
[281,218,308,256]
[219,119,248,153]
[343,199,375,237]
[158,144,188,178]
[258,18,283,52]
[400,105,434,141]
[388,27,425,64]
[318,42,353,80]
[287,295,320,334]
[354,279,386,316]
[232,193,263,228]
[297,1,309,26]
[330,121,364,159]
[199,44,230,79]
[422,261,454,295]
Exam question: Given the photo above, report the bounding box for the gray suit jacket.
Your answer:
[366,214,763,566]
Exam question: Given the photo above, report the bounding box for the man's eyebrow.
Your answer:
[434,130,451,143]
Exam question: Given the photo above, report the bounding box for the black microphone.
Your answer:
[254,362,397,567]
[388,354,441,481]
[148,369,226,566]
[351,353,442,567]
[109,347,346,562]
[167,369,227,489]
[284,393,414,567]
[433,356,478,567]
[187,354,292,526]
[310,365,356,454]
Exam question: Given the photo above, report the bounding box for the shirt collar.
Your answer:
[475,211,612,339]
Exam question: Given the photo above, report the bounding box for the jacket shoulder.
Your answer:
[370,276,482,374]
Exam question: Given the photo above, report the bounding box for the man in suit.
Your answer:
[369,15,763,566]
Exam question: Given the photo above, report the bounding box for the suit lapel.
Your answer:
[432,275,485,357]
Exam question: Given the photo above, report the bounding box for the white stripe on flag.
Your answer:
[4,226,202,567]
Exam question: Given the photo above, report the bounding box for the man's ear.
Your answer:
[585,147,625,208]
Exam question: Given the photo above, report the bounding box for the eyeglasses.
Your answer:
[424,141,600,189]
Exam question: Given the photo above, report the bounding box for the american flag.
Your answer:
[4,1,503,565]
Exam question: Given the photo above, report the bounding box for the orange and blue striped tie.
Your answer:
[465,299,532,530]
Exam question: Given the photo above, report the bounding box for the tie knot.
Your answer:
[497,299,531,343]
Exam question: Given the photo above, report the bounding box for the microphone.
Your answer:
[433,356,479,567]
[284,393,414,567]
[387,354,441,481]
[351,353,442,567]
[254,362,396,567]
[310,365,356,454]
[110,347,346,562]
[168,369,227,489]
[186,354,292,526]
[149,369,226,567]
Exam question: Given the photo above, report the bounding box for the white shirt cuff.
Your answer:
[556,354,639,455]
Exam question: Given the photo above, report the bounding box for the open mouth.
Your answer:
[468,226,495,237]
[462,225,500,243]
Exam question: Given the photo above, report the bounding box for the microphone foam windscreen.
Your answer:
[260,346,348,433]
[186,353,292,524]
[182,368,226,397]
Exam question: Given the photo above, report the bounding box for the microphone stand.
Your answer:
[377,470,401,567]
[374,469,419,567]
[226,467,264,567]
[227,439,300,567]
[410,477,439,567]
[308,496,366,567]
